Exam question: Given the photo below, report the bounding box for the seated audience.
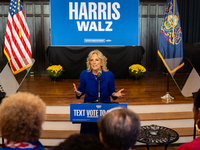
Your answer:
[178,89,200,150]
[97,107,140,150]
[0,92,46,150]
[53,134,108,150]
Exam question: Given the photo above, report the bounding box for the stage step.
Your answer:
[39,127,199,139]
[0,128,197,140]
[41,130,80,139]
[46,111,193,122]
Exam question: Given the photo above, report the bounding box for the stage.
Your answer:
[18,72,193,106]
[15,73,196,147]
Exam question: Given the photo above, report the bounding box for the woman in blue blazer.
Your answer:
[73,50,124,134]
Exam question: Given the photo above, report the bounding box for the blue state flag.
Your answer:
[158,0,184,75]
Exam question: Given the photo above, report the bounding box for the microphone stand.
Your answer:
[98,78,100,103]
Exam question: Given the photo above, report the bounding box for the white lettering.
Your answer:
[77,21,112,31]
[86,110,99,117]
[69,2,78,20]
[105,21,113,31]
[77,21,90,31]
[79,2,88,19]
[74,109,86,116]
[107,2,111,20]
[98,2,107,20]
[89,21,97,31]
[100,110,107,116]
[69,2,120,20]
[88,2,97,20]
[112,2,120,20]
[74,109,78,116]
[98,21,104,31]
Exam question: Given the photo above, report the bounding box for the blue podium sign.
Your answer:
[70,103,127,122]
[50,0,139,46]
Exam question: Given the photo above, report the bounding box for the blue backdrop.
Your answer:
[50,0,139,46]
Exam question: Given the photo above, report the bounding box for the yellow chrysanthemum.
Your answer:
[47,65,63,78]
[129,64,146,77]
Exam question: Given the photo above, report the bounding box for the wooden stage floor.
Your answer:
[17,73,194,106]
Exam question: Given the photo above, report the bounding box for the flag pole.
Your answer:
[161,71,174,103]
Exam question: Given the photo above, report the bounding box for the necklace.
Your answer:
[94,74,98,80]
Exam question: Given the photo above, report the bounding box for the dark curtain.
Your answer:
[177,0,200,43]
[46,46,145,79]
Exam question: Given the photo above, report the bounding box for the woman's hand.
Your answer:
[73,83,82,96]
[112,88,125,98]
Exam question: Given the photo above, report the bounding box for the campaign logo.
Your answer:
[96,105,102,108]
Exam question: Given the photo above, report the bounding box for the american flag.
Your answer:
[4,0,32,75]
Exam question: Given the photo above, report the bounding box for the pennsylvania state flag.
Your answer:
[158,0,184,75]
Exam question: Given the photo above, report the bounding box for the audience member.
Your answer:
[53,134,108,150]
[0,92,46,150]
[98,107,140,150]
[178,89,200,150]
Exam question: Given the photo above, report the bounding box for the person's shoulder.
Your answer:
[81,70,88,73]
[103,70,113,74]
[79,70,90,79]
[177,144,192,150]
[177,139,198,150]
[80,70,90,75]
[103,70,114,80]
[103,70,114,76]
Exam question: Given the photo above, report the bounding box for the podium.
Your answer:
[70,103,127,123]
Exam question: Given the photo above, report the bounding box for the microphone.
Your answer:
[97,71,102,103]
[97,71,102,78]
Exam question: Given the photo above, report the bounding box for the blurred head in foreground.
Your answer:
[177,89,200,150]
[53,134,108,150]
[0,92,46,142]
[193,89,200,131]
[98,107,140,150]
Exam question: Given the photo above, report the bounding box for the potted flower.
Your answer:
[47,65,63,80]
[129,64,146,80]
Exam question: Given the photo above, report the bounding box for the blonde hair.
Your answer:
[86,50,108,72]
[0,92,46,142]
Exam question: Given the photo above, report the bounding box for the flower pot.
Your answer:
[133,76,140,80]
[51,77,57,81]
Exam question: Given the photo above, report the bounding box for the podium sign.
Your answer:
[70,103,127,122]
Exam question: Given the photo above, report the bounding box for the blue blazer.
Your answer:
[76,70,117,103]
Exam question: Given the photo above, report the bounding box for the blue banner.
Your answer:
[70,103,127,122]
[50,0,139,46]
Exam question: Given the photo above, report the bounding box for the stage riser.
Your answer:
[46,104,193,114]
[38,136,196,147]
[42,119,194,131]
[36,136,197,147]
